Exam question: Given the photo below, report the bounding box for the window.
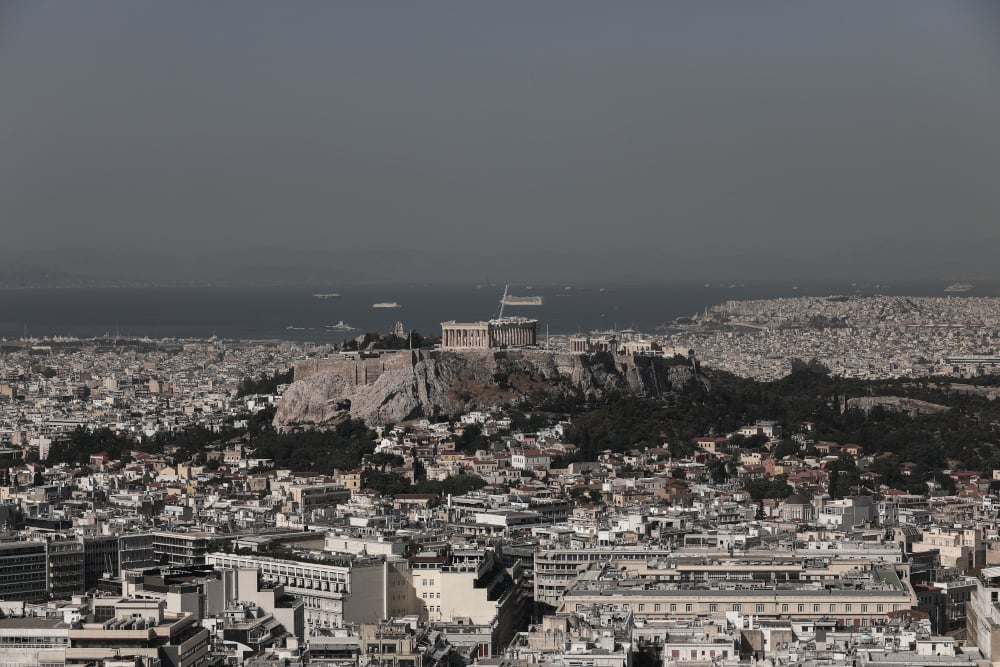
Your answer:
[709,604,717,612]
[685,604,693,613]
[813,604,820,613]
[781,604,789,613]
[797,604,804,613]
[757,604,765,613]
[829,604,836,613]
[845,604,852,613]
[656,604,663,612]
[877,604,883,613]
[861,604,868,613]
[638,604,645,612]
[732,604,741,612]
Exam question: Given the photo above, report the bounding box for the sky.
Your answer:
[2,1,1000,282]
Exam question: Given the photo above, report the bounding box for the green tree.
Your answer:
[772,439,800,459]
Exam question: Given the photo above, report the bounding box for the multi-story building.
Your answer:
[559,576,915,629]
[357,622,426,667]
[287,484,351,514]
[65,597,210,667]
[0,541,48,600]
[409,548,528,655]
[0,617,69,667]
[82,535,119,591]
[534,547,674,609]
[918,526,985,575]
[120,532,157,572]
[46,536,85,599]
[205,552,414,636]
[153,531,216,567]
[966,566,1000,662]
[510,450,551,471]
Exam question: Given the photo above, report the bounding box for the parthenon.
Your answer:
[441,317,537,349]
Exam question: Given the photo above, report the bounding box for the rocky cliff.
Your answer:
[274,350,703,427]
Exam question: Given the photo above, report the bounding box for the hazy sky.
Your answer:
[3,2,1000,279]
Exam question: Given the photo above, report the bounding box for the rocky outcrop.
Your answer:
[274,350,704,427]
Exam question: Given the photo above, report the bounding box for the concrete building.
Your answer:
[46,536,85,599]
[153,531,216,567]
[919,526,985,575]
[817,496,877,530]
[534,547,675,609]
[966,566,1000,663]
[408,548,528,654]
[0,541,48,601]
[205,552,415,637]
[561,582,914,628]
[0,617,69,667]
[65,597,210,667]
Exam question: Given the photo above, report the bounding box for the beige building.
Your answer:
[67,598,209,667]
[560,581,914,628]
[919,526,985,575]
[408,548,528,655]
[205,553,415,637]
[441,318,537,349]
[967,566,1000,663]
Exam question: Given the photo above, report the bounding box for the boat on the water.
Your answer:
[372,302,401,308]
[312,293,341,298]
[326,320,355,330]
[501,295,544,306]
[944,282,973,293]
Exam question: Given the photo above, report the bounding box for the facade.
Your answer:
[408,548,528,654]
[205,552,415,636]
[561,584,914,627]
[0,617,69,667]
[287,484,351,513]
[919,526,985,575]
[46,537,85,599]
[0,541,47,601]
[83,535,119,591]
[441,318,537,349]
[534,547,674,609]
[153,531,215,567]
[510,449,552,471]
[966,566,1000,662]
[65,598,210,667]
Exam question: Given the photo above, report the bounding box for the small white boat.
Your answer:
[372,302,401,308]
[326,320,355,330]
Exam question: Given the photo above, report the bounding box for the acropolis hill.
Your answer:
[274,349,702,427]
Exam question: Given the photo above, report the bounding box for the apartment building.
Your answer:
[205,552,414,636]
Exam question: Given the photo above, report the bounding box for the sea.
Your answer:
[2,280,998,343]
